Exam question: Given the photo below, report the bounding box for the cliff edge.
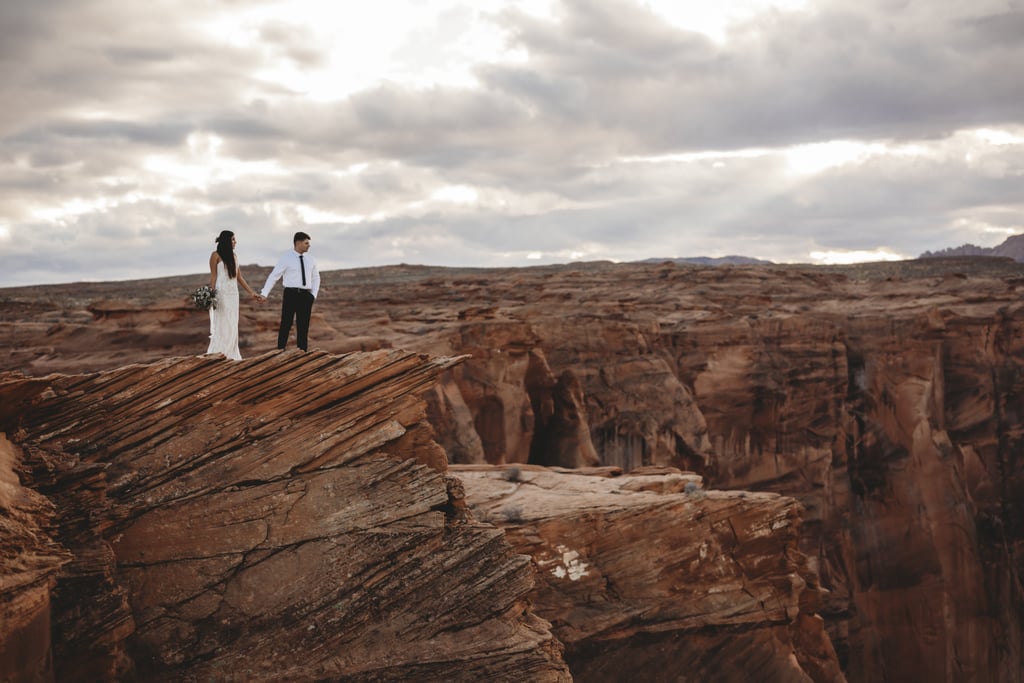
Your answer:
[0,349,569,681]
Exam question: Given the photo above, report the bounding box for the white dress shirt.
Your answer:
[261,250,321,298]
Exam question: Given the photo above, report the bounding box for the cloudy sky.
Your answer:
[1,0,1022,286]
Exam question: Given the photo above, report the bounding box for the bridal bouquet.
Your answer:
[190,285,217,311]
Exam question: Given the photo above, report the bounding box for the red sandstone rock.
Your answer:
[453,463,844,683]
[0,350,571,681]
[1,434,71,682]
[3,257,1024,681]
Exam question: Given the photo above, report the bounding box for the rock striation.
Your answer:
[0,350,572,681]
[1,432,71,682]
[4,256,1024,681]
[455,463,844,683]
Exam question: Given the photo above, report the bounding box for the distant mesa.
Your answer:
[921,233,1024,261]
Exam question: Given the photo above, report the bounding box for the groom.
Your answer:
[261,231,320,351]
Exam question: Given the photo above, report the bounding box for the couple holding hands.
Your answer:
[206,230,320,360]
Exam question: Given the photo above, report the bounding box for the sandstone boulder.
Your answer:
[455,463,845,682]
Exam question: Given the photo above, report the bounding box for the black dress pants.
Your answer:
[278,288,314,350]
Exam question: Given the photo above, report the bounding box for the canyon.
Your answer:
[2,256,1023,681]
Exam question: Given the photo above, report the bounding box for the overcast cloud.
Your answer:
[1,0,1022,286]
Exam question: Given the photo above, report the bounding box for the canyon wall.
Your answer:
[1,347,836,681]
[2,256,1023,680]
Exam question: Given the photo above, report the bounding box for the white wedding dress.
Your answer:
[207,261,242,360]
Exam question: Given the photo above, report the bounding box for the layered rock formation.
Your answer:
[1,433,70,682]
[0,350,571,681]
[3,256,1024,681]
[455,464,844,683]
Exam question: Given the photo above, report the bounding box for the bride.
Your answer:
[207,230,263,359]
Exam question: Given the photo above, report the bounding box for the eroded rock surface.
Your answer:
[1,433,71,682]
[0,350,571,681]
[454,464,845,683]
[3,257,1024,680]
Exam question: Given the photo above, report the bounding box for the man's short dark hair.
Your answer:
[293,231,311,243]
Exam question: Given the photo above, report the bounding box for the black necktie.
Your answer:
[299,254,306,287]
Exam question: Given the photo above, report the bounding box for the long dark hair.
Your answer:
[215,230,237,278]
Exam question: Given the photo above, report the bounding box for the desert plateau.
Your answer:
[3,256,1024,682]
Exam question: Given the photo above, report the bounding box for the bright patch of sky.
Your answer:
[809,249,907,265]
[296,206,366,224]
[522,247,591,261]
[785,140,936,175]
[975,129,1024,146]
[950,217,1021,239]
[622,129,1014,182]
[202,0,807,101]
[644,0,811,42]
[432,185,480,204]
[138,143,290,208]
[31,198,119,225]
[203,0,554,100]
